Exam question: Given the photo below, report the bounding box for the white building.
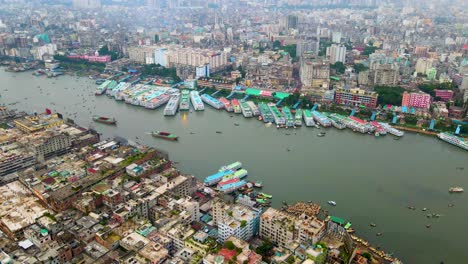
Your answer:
[154,48,168,67]
[32,44,57,61]
[326,44,346,64]
[196,64,210,78]
[72,0,101,8]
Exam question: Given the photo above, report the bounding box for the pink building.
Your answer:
[67,54,111,63]
[434,89,454,102]
[401,92,431,109]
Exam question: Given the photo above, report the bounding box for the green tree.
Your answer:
[273,40,281,48]
[98,45,119,61]
[225,241,235,250]
[331,61,346,74]
[374,85,405,106]
[362,45,379,56]
[154,34,159,43]
[353,63,368,73]
[283,44,297,58]
[255,240,274,258]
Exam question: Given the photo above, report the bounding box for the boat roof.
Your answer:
[330,216,345,225]
[204,170,234,183]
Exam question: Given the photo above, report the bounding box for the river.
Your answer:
[0,70,467,263]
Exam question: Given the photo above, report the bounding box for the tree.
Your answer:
[255,240,274,258]
[283,44,297,58]
[273,40,281,49]
[374,85,405,106]
[154,34,159,43]
[225,241,235,250]
[361,252,372,261]
[362,45,379,56]
[331,62,346,74]
[98,45,119,61]
[353,63,368,73]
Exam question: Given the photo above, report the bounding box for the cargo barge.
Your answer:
[201,94,224,110]
[245,101,260,116]
[240,102,253,117]
[190,91,205,111]
[219,97,233,112]
[268,103,285,126]
[258,103,274,123]
[163,94,180,116]
[282,107,294,127]
[302,110,316,127]
[179,90,190,111]
[231,99,242,114]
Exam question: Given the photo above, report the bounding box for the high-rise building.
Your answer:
[300,58,330,93]
[401,92,431,109]
[72,0,101,8]
[415,58,433,74]
[286,15,298,30]
[196,64,210,78]
[327,44,346,64]
[259,208,295,248]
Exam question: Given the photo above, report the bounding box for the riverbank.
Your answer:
[392,125,468,140]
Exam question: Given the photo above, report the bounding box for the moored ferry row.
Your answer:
[201,94,224,110]
[302,110,316,127]
[437,132,468,151]
[312,111,332,127]
[258,102,274,123]
[240,101,253,117]
[231,99,242,114]
[163,93,180,116]
[245,101,260,116]
[268,103,285,126]
[219,97,233,112]
[282,107,294,127]
[179,90,190,111]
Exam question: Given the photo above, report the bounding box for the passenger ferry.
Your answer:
[294,109,303,127]
[204,170,235,186]
[370,121,387,136]
[311,111,331,127]
[219,97,233,112]
[201,94,224,109]
[245,101,260,116]
[218,180,248,193]
[231,99,242,114]
[437,132,468,151]
[190,91,205,111]
[258,103,274,123]
[326,113,347,130]
[95,80,112,95]
[179,90,190,111]
[163,94,180,116]
[222,169,248,181]
[346,116,369,133]
[378,122,404,137]
[302,110,316,127]
[219,161,242,172]
[282,107,294,127]
[268,103,285,126]
[240,102,253,117]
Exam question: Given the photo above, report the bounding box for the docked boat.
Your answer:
[218,180,248,193]
[201,94,224,109]
[253,181,263,188]
[240,102,253,117]
[258,103,274,123]
[449,187,464,193]
[163,94,180,116]
[218,178,240,188]
[312,111,332,127]
[282,107,294,127]
[326,113,347,130]
[179,90,190,111]
[437,132,468,151]
[219,97,233,112]
[92,116,116,125]
[151,131,178,141]
[379,122,404,137]
[346,116,370,134]
[294,109,303,127]
[328,201,337,206]
[259,192,272,199]
[231,99,242,114]
[268,104,285,126]
[302,110,316,127]
[245,101,260,116]
[370,121,387,135]
[95,80,112,95]
[190,91,205,111]
[204,170,235,186]
[222,169,248,181]
[220,161,242,172]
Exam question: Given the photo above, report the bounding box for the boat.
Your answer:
[379,122,404,137]
[311,111,331,127]
[294,109,303,127]
[449,187,464,193]
[151,131,178,141]
[218,180,247,193]
[219,161,242,172]
[240,102,253,117]
[253,181,263,188]
[317,132,326,137]
[92,116,116,125]
[245,101,260,116]
[190,91,205,111]
[258,103,274,123]
[222,169,248,181]
[256,198,270,204]
[204,170,235,186]
[231,99,242,114]
[219,97,233,112]
[95,80,112,95]
[268,103,285,126]
[437,132,468,151]
[302,110,316,127]
[163,94,180,116]
[218,178,240,188]
[328,201,337,206]
[325,113,347,129]
[201,94,224,109]
[179,90,190,111]
[370,121,387,135]
[282,107,294,127]
[259,192,272,199]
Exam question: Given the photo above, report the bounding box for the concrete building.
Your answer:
[300,58,330,93]
[72,0,101,8]
[369,63,399,86]
[334,88,378,108]
[434,90,454,102]
[401,92,431,109]
[326,44,346,64]
[196,63,210,78]
[259,208,295,248]
[154,48,168,67]
[415,58,433,74]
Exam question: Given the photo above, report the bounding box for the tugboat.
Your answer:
[449,187,464,193]
[151,131,179,141]
[92,116,116,125]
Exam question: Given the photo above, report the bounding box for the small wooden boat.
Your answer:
[92,116,116,125]
[151,131,178,141]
